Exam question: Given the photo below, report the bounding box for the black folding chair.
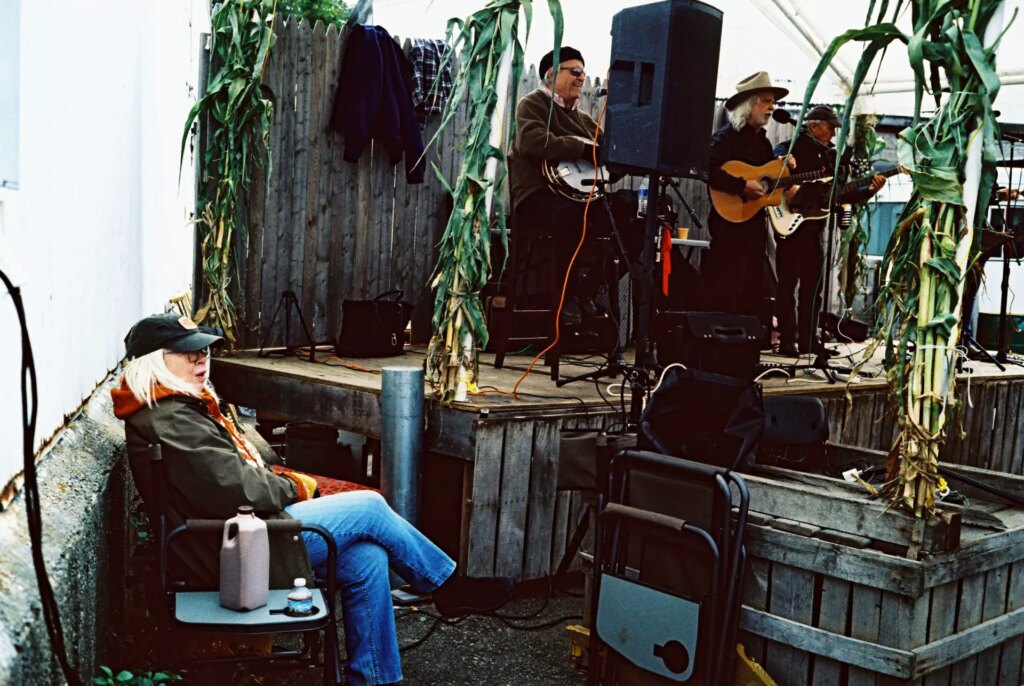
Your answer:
[128,444,343,685]
[589,450,749,685]
[591,502,721,684]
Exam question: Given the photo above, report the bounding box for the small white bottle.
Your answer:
[637,178,649,218]
[287,578,314,616]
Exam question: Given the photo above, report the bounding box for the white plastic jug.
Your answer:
[219,505,270,611]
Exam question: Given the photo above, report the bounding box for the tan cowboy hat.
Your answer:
[725,71,789,110]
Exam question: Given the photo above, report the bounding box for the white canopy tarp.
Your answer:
[375,0,1024,121]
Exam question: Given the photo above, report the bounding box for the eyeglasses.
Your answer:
[166,347,211,363]
[560,67,586,78]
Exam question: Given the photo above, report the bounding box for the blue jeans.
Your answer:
[285,490,456,685]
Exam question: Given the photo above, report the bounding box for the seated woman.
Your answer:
[112,313,512,686]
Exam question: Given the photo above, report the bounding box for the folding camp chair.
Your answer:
[128,444,343,685]
[591,502,722,685]
[589,450,749,685]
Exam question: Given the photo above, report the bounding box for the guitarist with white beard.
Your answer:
[703,72,793,327]
[772,105,885,357]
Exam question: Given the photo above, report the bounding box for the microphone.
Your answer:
[772,109,795,125]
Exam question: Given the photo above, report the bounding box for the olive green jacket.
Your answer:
[508,88,602,211]
[123,395,312,589]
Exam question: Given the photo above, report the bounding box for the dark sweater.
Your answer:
[773,131,873,224]
[508,89,602,210]
[330,25,425,183]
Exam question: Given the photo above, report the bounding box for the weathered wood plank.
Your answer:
[494,420,534,578]
[739,557,770,665]
[810,577,850,686]
[1008,383,1024,476]
[744,471,956,553]
[848,585,882,686]
[974,564,1009,681]
[298,21,325,338]
[549,490,572,576]
[999,384,1021,474]
[288,19,313,333]
[765,564,814,685]
[740,606,914,679]
[268,19,299,345]
[877,592,928,686]
[465,421,505,576]
[948,573,986,684]
[522,419,559,580]
[915,602,1024,676]
[923,580,957,686]
[746,524,923,596]
[998,560,1024,685]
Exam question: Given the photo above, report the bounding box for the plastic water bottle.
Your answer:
[637,177,649,218]
[287,578,314,616]
[219,505,270,611]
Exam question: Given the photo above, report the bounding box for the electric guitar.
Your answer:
[768,165,906,238]
[708,158,836,223]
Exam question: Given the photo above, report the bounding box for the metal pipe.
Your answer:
[380,366,424,527]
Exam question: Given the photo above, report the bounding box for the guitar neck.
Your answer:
[775,167,835,189]
[837,166,901,196]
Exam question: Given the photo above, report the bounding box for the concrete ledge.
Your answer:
[0,372,128,685]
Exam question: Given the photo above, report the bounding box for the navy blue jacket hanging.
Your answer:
[330,25,426,183]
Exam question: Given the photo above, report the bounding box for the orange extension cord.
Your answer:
[498,95,611,399]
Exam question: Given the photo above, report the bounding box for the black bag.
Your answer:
[336,290,414,358]
[638,366,764,472]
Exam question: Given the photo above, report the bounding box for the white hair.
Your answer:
[123,348,212,407]
[727,94,759,131]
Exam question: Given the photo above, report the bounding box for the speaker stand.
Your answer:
[628,173,664,426]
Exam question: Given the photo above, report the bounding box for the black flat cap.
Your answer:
[124,313,224,359]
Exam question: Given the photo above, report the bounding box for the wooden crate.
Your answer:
[739,445,1024,685]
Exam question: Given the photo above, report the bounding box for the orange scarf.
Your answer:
[112,380,263,467]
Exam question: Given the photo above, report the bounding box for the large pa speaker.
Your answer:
[604,0,723,179]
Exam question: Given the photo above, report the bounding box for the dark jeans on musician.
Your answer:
[514,189,641,300]
[702,212,767,317]
[776,223,825,352]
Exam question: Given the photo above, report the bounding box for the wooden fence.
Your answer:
[236,20,756,348]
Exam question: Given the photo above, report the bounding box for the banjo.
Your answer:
[542,136,609,203]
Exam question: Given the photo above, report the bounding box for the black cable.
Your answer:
[494,614,582,631]
[0,268,82,686]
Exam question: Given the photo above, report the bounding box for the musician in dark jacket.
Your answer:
[703,72,791,320]
[508,47,636,326]
[772,105,885,356]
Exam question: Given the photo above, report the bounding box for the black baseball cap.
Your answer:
[806,105,840,128]
[124,313,224,359]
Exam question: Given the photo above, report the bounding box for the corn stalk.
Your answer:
[426,0,563,402]
[800,0,1012,516]
[180,0,278,344]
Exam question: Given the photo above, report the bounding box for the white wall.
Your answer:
[0,0,209,490]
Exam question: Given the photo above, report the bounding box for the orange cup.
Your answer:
[676,227,690,240]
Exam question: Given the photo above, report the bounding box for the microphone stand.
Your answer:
[661,176,704,232]
[556,182,642,389]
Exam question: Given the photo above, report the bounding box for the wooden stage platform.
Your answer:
[211,344,1024,581]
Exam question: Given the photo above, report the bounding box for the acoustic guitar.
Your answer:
[709,158,834,223]
[767,165,906,238]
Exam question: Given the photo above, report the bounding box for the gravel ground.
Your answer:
[184,580,589,686]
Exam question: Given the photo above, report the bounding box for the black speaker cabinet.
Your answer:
[656,311,763,380]
[604,0,723,179]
